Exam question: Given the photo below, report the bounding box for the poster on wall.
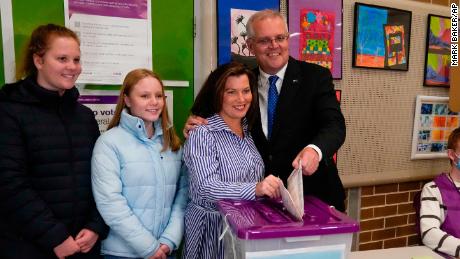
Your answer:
[79,91,173,133]
[411,95,460,160]
[64,0,152,85]
[287,0,342,79]
[352,3,412,71]
[217,0,280,68]
[423,14,451,87]
[79,95,118,133]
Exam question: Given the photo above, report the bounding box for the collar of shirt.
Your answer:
[258,63,288,94]
[258,63,288,137]
[206,114,249,135]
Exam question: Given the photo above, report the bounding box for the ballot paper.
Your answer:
[280,162,304,221]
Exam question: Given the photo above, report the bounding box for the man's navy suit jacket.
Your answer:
[251,57,346,211]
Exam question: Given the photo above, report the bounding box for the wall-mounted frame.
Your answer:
[352,3,412,71]
[423,14,451,87]
[217,0,280,68]
[411,95,460,160]
[287,0,343,79]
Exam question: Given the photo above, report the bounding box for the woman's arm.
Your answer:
[420,182,460,257]
[0,105,70,251]
[159,160,189,251]
[184,127,257,202]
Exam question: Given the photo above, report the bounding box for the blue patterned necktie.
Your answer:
[267,75,279,139]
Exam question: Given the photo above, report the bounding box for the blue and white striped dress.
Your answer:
[182,114,265,259]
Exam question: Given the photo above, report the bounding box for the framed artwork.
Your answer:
[333,89,342,164]
[411,96,460,160]
[423,14,451,87]
[352,3,412,71]
[217,0,280,68]
[288,0,343,79]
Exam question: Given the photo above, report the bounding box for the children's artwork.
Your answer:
[384,25,405,67]
[411,96,460,159]
[217,0,280,68]
[288,0,342,79]
[352,3,412,71]
[424,14,451,87]
[230,9,255,59]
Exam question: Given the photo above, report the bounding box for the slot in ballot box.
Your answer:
[217,196,359,259]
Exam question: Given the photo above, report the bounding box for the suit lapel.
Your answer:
[271,58,301,141]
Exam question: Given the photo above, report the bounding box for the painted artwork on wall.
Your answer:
[288,0,342,79]
[217,0,280,68]
[424,14,451,87]
[411,96,460,159]
[352,3,412,71]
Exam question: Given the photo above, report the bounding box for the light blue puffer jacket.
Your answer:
[91,109,188,258]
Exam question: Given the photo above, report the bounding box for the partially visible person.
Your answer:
[91,69,188,259]
[182,62,283,259]
[184,10,346,211]
[0,24,108,259]
[420,127,460,258]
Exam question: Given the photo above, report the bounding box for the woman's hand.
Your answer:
[53,236,80,259]
[255,175,283,198]
[75,228,99,253]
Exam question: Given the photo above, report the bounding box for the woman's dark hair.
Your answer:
[191,62,258,128]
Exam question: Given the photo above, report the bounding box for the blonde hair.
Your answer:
[108,68,181,152]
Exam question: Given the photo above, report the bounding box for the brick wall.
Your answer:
[355,181,430,251]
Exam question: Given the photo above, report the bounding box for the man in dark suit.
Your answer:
[185,9,346,211]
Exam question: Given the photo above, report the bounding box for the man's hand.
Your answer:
[292,147,319,176]
[53,236,81,259]
[183,115,208,138]
[255,175,283,198]
[75,228,99,253]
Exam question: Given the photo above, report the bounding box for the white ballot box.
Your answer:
[217,196,359,259]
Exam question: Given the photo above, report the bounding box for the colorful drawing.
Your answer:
[411,96,460,159]
[230,9,256,58]
[353,3,412,70]
[384,25,406,67]
[433,116,446,127]
[299,9,335,72]
[420,115,432,128]
[288,0,342,79]
[424,15,451,87]
[447,117,459,128]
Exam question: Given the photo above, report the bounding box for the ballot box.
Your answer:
[217,196,359,259]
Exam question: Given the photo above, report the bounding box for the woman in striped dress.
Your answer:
[182,62,283,259]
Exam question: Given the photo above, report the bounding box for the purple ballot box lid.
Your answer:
[217,196,359,240]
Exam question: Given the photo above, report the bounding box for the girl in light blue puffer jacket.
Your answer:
[91,69,188,259]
